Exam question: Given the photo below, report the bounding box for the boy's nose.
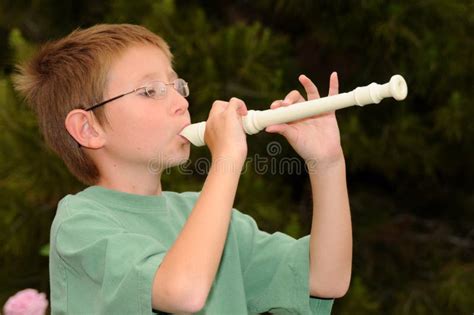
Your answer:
[169,92,189,116]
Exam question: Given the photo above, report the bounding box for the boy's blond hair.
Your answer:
[13,24,172,185]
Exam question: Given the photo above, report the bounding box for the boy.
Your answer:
[14,24,352,314]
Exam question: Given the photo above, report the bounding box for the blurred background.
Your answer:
[0,0,473,314]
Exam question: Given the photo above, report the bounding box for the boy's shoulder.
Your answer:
[163,190,201,205]
[163,190,200,200]
[55,187,201,218]
[51,188,119,232]
[51,188,202,237]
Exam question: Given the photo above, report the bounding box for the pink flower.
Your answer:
[3,289,48,315]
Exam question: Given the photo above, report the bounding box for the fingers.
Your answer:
[328,72,339,96]
[270,90,304,110]
[283,90,305,105]
[298,72,339,99]
[211,98,247,116]
[270,100,282,110]
[299,74,320,100]
[228,97,248,116]
[269,72,340,112]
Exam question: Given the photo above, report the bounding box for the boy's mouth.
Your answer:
[178,135,190,143]
[178,123,191,143]
[179,122,191,134]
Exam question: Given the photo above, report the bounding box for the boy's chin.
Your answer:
[147,150,191,175]
[167,152,191,168]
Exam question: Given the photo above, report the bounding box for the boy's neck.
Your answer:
[96,170,163,196]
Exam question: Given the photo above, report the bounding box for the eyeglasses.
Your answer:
[84,78,189,111]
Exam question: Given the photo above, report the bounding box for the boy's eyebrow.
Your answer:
[138,71,178,85]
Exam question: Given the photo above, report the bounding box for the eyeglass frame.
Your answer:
[83,78,189,111]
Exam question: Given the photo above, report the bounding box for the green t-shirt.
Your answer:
[49,186,333,314]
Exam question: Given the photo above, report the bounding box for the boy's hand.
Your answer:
[265,73,344,167]
[205,97,248,164]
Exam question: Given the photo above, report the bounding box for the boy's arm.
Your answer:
[151,98,248,313]
[152,163,241,312]
[266,73,352,298]
[308,157,352,298]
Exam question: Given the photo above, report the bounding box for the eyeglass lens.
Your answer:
[174,79,189,97]
[145,79,189,99]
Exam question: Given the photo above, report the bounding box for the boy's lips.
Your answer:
[179,122,191,134]
[178,122,191,143]
[181,122,191,129]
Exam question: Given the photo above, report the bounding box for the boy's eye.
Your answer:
[143,83,166,99]
[144,87,157,98]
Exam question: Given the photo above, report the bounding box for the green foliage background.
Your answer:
[0,0,473,314]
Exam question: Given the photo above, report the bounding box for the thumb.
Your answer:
[266,124,298,142]
[265,124,289,136]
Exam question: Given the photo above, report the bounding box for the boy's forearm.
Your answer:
[308,157,352,298]
[153,159,242,312]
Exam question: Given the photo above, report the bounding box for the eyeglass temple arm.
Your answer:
[85,89,140,111]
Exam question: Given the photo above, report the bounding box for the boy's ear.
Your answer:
[65,109,106,149]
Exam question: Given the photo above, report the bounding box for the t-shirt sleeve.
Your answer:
[54,209,166,315]
[232,210,334,314]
